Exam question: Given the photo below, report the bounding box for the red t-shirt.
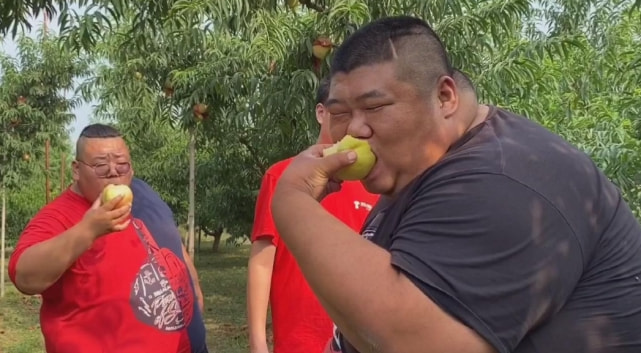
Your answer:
[8,189,194,353]
[250,158,379,353]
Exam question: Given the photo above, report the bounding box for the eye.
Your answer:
[365,105,384,112]
[94,164,110,174]
[330,112,350,119]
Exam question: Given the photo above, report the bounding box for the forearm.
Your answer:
[188,262,204,312]
[272,192,403,352]
[246,244,275,349]
[14,223,94,295]
[181,247,204,311]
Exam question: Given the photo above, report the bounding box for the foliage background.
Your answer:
[1,0,640,248]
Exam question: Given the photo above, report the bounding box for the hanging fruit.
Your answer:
[312,36,333,61]
[268,60,277,74]
[312,36,333,73]
[193,103,209,122]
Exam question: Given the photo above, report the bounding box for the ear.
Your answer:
[315,103,326,125]
[436,75,458,118]
[71,160,80,182]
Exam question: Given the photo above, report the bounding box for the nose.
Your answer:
[346,112,372,139]
[107,163,120,177]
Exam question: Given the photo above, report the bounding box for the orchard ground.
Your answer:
[0,235,272,353]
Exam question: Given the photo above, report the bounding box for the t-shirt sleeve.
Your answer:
[389,173,584,353]
[8,209,68,285]
[250,171,279,246]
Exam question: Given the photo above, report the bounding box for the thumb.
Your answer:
[322,150,357,176]
[91,194,103,209]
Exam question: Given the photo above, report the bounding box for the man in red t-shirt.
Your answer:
[8,124,205,353]
[246,78,380,353]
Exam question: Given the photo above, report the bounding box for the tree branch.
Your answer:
[201,225,223,237]
[238,135,268,176]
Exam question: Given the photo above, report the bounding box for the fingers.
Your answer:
[321,150,357,176]
[110,206,131,231]
[107,203,131,220]
[101,195,125,211]
[90,194,103,209]
[112,218,131,231]
[307,144,335,157]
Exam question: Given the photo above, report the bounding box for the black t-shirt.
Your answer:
[334,106,641,353]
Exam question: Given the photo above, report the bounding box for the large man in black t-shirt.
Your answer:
[269,15,641,353]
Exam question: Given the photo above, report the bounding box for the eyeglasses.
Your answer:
[76,160,132,178]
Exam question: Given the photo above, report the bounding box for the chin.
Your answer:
[360,178,390,196]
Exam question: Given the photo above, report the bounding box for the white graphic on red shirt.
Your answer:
[353,200,373,211]
[129,222,194,332]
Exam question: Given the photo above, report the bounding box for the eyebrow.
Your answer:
[325,90,388,107]
[91,153,126,162]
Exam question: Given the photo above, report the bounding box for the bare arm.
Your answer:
[12,193,130,296]
[181,244,204,312]
[272,192,495,353]
[246,239,276,353]
[14,222,95,295]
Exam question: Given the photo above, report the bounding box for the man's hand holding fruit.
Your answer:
[273,135,376,202]
[80,184,133,240]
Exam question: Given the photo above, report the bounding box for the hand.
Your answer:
[275,144,357,201]
[80,192,132,239]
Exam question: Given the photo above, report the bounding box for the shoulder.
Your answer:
[131,177,158,197]
[37,188,89,222]
[264,157,294,178]
[131,178,174,220]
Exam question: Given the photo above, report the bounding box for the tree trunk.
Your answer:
[187,126,196,259]
[203,226,224,252]
[197,227,202,254]
[45,138,51,203]
[1,184,6,298]
[212,232,222,253]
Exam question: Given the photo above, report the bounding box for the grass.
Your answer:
[0,238,272,353]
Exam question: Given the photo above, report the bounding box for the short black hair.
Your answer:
[79,123,122,139]
[330,16,454,95]
[316,76,331,105]
[75,123,123,158]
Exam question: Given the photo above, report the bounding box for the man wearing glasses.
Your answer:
[8,124,208,353]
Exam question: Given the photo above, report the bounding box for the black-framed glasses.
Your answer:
[76,160,131,178]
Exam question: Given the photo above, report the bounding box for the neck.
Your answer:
[70,183,88,201]
[71,182,81,195]
[457,92,489,135]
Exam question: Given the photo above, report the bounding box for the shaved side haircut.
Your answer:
[75,123,122,159]
[330,16,454,96]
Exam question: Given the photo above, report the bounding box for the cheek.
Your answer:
[328,120,348,142]
[370,114,418,163]
[79,173,107,191]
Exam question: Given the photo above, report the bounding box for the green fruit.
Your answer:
[323,135,376,180]
[101,184,133,209]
